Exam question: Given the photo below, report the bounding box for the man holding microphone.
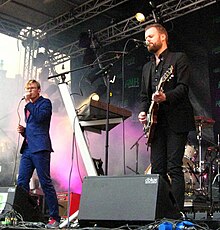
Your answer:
[17,79,60,228]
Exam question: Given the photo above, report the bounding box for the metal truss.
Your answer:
[0,0,216,68]
[0,0,129,40]
[157,0,216,22]
[0,0,10,6]
[36,0,129,39]
[49,0,216,66]
[0,18,26,39]
[22,44,38,80]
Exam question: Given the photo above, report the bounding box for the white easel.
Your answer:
[58,81,97,228]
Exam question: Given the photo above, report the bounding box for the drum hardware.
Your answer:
[183,164,196,195]
[183,143,197,167]
[212,159,220,187]
[182,143,199,195]
[207,136,220,204]
[201,143,220,215]
[213,134,220,194]
[186,162,200,184]
[206,155,218,216]
[195,116,215,190]
[211,149,220,191]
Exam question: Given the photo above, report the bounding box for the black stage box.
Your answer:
[78,174,181,227]
[0,186,44,222]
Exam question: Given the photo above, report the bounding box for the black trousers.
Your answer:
[150,125,188,211]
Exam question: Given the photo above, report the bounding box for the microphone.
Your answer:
[133,39,149,47]
[21,93,31,101]
[95,63,114,76]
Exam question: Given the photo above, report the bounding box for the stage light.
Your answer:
[90,93,99,101]
[135,13,145,23]
[76,93,100,119]
[135,1,161,24]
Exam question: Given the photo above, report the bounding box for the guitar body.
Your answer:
[143,65,174,146]
[144,101,159,146]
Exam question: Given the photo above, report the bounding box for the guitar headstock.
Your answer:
[161,65,174,83]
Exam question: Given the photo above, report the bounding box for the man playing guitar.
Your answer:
[138,23,195,213]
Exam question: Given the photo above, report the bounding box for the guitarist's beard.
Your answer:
[147,41,163,54]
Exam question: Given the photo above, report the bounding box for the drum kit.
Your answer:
[145,116,218,199]
[183,116,217,198]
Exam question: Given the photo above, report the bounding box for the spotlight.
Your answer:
[135,13,145,23]
[77,93,100,120]
[90,93,100,101]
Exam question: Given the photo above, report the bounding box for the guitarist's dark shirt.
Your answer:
[150,50,167,127]
[139,49,195,133]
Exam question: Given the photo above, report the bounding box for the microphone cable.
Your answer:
[11,98,24,185]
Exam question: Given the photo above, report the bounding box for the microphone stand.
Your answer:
[104,70,110,175]
[48,59,117,80]
[197,121,203,189]
[103,68,115,175]
[87,29,111,175]
[127,133,145,175]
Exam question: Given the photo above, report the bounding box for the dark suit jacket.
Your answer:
[20,96,53,153]
[139,49,195,133]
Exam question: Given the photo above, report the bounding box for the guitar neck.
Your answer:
[148,100,155,112]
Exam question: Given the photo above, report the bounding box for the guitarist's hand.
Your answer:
[152,91,166,103]
[138,112,147,124]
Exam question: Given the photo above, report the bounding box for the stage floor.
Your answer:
[1,211,220,230]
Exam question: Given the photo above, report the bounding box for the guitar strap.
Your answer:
[161,51,177,74]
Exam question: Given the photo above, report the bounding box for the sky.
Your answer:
[0,33,24,78]
[0,33,70,79]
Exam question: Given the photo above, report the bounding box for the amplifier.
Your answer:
[57,192,80,218]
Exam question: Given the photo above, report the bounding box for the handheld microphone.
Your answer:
[133,39,149,47]
[21,93,31,101]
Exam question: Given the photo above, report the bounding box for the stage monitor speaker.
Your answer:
[78,174,181,227]
[0,186,44,222]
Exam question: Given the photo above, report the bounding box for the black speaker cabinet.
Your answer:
[78,174,181,227]
[0,187,16,219]
[0,186,44,222]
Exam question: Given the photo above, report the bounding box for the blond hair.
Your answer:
[25,80,41,89]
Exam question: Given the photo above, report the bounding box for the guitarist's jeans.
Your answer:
[150,126,188,212]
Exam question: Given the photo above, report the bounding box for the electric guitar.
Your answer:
[144,65,174,146]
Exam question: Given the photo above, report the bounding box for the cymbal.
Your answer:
[195,116,215,127]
